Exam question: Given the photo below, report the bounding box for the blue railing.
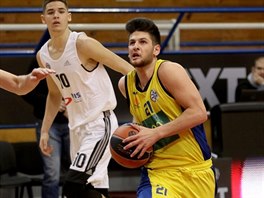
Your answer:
[0,123,38,129]
[0,7,264,56]
[1,7,264,13]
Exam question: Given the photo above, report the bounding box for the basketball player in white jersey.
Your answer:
[38,1,134,197]
[0,68,54,95]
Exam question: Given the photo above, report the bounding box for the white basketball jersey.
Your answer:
[39,31,117,130]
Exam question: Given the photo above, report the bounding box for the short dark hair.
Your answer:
[126,17,161,45]
[42,0,68,11]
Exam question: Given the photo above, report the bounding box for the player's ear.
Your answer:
[68,12,72,22]
[40,14,46,24]
[153,44,160,56]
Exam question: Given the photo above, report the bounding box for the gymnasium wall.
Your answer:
[0,0,263,49]
[0,53,261,124]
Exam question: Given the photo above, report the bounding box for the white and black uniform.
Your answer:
[39,31,118,189]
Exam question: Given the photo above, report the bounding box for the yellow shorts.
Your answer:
[137,167,216,198]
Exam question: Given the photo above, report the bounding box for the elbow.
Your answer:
[196,107,207,124]
[200,108,208,123]
[16,84,32,95]
[202,111,208,123]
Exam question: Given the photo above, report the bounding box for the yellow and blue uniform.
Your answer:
[125,59,216,198]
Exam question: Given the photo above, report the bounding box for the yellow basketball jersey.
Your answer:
[126,59,212,170]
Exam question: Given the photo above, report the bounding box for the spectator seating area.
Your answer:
[0,0,263,52]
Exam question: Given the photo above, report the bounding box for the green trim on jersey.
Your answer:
[126,59,182,152]
[126,59,211,169]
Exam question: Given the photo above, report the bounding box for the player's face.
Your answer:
[41,1,71,33]
[128,31,160,68]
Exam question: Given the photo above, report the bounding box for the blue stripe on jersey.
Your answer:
[137,168,152,198]
[191,124,212,160]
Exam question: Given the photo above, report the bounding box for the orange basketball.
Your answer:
[110,123,153,169]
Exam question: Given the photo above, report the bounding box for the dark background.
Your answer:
[0,53,261,125]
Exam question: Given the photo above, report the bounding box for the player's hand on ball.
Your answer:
[39,132,53,156]
[110,123,153,168]
[123,124,159,159]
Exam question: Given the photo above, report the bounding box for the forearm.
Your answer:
[155,106,207,139]
[16,75,39,95]
[0,70,33,95]
[41,93,61,134]
[17,67,55,95]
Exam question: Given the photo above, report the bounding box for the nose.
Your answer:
[132,41,139,50]
[54,10,59,18]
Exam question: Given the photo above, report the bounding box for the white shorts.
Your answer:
[68,110,118,188]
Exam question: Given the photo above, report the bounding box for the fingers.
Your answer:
[123,140,147,159]
[46,146,53,156]
[122,124,152,158]
[128,123,141,131]
[123,140,135,150]
[39,68,55,74]
[31,68,56,80]
[41,145,53,157]
[59,101,67,112]
[132,144,145,158]
[39,133,53,157]
[137,151,145,159]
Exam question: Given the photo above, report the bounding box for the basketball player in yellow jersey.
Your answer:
[118,17,216,198]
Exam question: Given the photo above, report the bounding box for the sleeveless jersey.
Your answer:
[39,31,117,130]
[126,59,212,169]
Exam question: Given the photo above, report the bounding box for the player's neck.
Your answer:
[136,66,155,90]
[49,29,71,50]
[136,59,156,80]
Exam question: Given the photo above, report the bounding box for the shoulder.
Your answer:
[157,60,191,94]
[158,60,187,76]
[76,32,105,57]
[76,33,100,47]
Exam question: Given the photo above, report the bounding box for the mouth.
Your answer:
[53,21,60,25]
[131,53,140,60]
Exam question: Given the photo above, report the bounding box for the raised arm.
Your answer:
[155,62,208,137]
[77,34,134,75]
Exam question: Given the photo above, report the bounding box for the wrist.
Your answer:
[154,127,164,140]
[41,131,49,136]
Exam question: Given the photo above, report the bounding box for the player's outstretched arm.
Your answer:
[17,68,56,95]
[0,68,55,95]
[77,34,134,75]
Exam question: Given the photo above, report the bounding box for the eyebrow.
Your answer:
[130,37,149,41]
[46,7,67,12]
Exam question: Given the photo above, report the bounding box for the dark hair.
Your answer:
[42,0,68,11]
[126,17,161,45]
